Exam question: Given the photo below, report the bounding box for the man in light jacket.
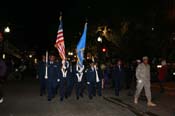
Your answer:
[134,56,156,107]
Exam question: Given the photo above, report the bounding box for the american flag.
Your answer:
[55,16,66,60]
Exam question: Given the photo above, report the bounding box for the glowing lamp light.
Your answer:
[102,48,106,52]
[2,54,5,59]
[157,65,162,68]
[97,37,102,43]
[29,54,32,58]
[173,72,175,76]
[4,27,10,33]
[68,52,73,56]
[151,27,154,31]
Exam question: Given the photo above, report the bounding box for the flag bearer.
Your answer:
[75,63,84,100]
[59,59,69,101]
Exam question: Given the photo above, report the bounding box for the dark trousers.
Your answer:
[0,78,4,99]
[87,82,96,98]
[96,82,102,96]
[159,80,165,93]
[47,80,57,99]
[39,78,46,95]
[115,79,121,96]
[60,78,68,100]
[67,77,74,97]
[75,81,83,98]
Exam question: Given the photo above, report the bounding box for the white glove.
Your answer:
[57,79,60,82]
[45,76,48,79]
[138,80,142,83]
[87,82,90,85]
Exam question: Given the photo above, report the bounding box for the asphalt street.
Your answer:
[0,78,175,116]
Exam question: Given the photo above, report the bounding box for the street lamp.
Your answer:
[29,54,32,58]
[97,36,102,43]
[2,53,5,59]
[4,26,10,33]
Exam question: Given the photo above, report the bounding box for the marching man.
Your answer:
[134,56,156,107]
[46,54,60,101]
[94,62,103,96]
[75,63,84,100]
[60,59,69,101]
[86,61,96,100]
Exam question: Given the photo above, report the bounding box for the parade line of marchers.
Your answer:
[1,14,159,108]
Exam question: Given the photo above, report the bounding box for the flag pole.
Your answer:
[59,11,62,21]
[45,50,48,79]
[59,11,66,69]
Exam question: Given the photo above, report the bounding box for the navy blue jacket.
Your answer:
[86,67,96,83]
[48,62,60,81]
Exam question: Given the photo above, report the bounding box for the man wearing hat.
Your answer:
[134,56,156,107]
[94,62,103,96]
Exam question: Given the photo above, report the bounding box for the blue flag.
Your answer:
[76,23,87,67]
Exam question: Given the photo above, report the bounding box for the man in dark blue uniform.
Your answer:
[112,60,125,96]
[67,61,76,98]
[59,60,69,101]
[86,61,96,99]
[75,63,84,100]
[46,54,60,101]
[36,55,46,96]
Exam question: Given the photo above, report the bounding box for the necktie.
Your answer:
[95,69,100,83]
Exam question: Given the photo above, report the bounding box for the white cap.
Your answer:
[161,60,166,66]
[142,56,148,60]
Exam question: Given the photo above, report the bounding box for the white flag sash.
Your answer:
[61,68,67,78]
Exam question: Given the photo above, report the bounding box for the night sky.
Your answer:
[0,0,170,51]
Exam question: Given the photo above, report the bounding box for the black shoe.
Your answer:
[60,97,63,102]
[40,94,43,96]
[65,95,68,99]
[89,96,93,100]
[48,98,51,101]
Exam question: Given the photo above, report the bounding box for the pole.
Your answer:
[45,51,48,79]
